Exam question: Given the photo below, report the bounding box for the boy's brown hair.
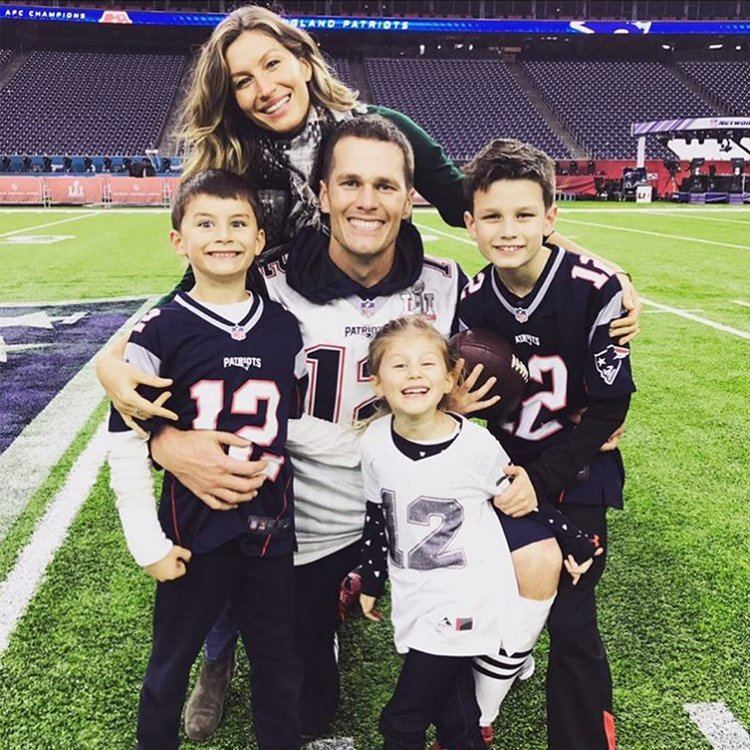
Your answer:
[171,169,263,230]
[463,138,556,210]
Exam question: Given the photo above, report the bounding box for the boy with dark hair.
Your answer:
[458,139,634,750]
[107,169,307,750]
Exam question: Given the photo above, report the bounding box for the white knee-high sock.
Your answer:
[473,595,555,726]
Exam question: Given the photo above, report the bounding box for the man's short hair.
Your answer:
[321,114,415,189]
[171,169,263,230]
[463,139,556,210]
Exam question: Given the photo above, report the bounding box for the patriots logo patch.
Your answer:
[595,344,629,385]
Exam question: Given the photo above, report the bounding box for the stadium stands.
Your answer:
[677,61,750,117]
[0,50,186,154]
[365,57,571,161]
[0,49,12,72]
[521,60,720,158]
[328,56,358,94]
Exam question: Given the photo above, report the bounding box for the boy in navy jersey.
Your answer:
[107,170,307,750]
[458,140,635,750]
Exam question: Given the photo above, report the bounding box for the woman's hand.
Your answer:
[151,427,268,511]
[609,273,642,345]
[95,336,178,436]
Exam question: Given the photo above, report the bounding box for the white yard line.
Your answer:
[643,308,704,314]
[640,298,750,341]
[0,211,103,238]
[416,205,750,215]
[685,703,750,750]
[413,222,750,342]
[731,300,750,308]
[0,294,156,308]
[0,422,108,656]
[556,217,750,252]
[0,298,156,542]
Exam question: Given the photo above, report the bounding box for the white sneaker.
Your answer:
[518,655,535,681]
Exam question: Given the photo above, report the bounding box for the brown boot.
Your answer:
[184,653,235,741]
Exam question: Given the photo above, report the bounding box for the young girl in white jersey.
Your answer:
[358,316,601,750]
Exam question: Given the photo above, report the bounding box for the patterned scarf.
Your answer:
[251,104,365,255]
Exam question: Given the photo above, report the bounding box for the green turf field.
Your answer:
[1,203,749,749]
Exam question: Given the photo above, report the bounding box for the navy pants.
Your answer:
[136,539,302,750]
[547,505,614,750]
[205,539,361,738]
[379,650,486,750]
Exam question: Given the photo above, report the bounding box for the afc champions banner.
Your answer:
[0,176,44,204]
[0,176,181,206]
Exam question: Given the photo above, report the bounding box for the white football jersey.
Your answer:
[361,416,526,657]
[263,254,463,564]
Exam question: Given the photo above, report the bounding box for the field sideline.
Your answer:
[1,203,749,749]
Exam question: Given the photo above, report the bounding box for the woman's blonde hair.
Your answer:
[177,4,359,181]
[366,316,460,419]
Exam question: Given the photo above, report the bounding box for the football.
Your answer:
[450,328,529,421]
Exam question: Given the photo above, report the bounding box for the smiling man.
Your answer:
[158,115,469,742]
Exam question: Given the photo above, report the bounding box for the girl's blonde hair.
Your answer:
[177,4,359,181]
[367,316,460,418]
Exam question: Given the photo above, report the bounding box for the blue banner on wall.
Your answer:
[2,5,750,34]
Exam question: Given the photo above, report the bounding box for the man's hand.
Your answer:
[96,335,178,437]
[144,545,192,582]
[609,273,642,345]
[359,594,383,622]
[151,426,268,511]
[493,465,538,518]
[446,360,500,416]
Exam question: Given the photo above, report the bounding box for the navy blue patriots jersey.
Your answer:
[458,246,636,468]
[109,291,307,557]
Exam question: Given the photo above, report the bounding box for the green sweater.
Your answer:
[366,104,466,227]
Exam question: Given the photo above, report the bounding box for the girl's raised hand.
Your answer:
[446,359,500,416]
[360,594,383,622]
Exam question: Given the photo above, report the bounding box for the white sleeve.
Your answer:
[107,430,174,567]
[286,413,361,468]
[360,432,381,504]
[481,437,513,497]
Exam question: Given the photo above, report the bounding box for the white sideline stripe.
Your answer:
[0,294,155,308]
[685,703,750,749]
[0,211,102,238]
[0,298,156,542]
[416,205,750,215]
[642,297,750,341]
[305,740,355,750]
[0,422,108,657]
[732,300,750,308]
[643,308,704,314]
[557,217,750,251]
[412,222,750,342]
[0,207,169,214]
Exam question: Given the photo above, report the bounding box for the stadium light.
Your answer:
[661,44,671,50]
[708,43,723,49]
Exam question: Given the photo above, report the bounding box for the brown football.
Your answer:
[450,328,529,421]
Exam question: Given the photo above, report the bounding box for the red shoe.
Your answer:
[431,725,493,750]
[337,565,362,623]
[481,724,494,747]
